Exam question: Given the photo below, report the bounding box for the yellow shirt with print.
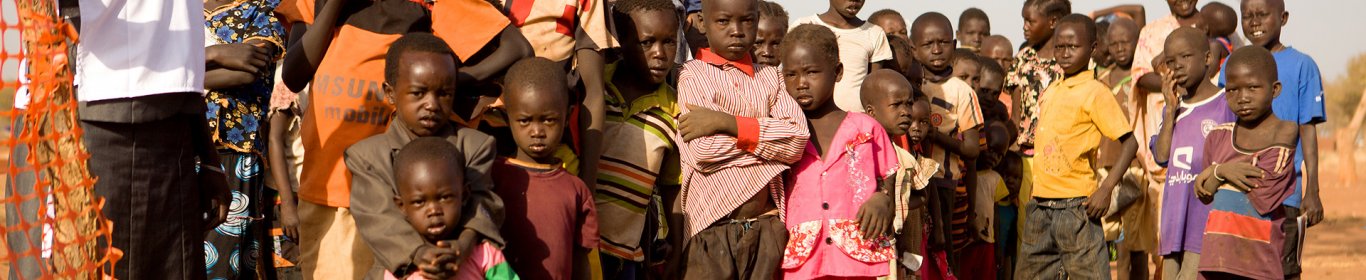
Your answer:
[1031,70,1133,198]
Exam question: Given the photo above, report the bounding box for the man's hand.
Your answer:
[201,165,231,232]
[415,241,460,279]
[208,43,271,73]
[1083,186,1113,220]
[678,104,738,141]
[1214,162,1263,191]
[1302,192,1324,227]
[856,192,894,240]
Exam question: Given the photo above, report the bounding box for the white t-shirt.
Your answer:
[791,15,894,112]
[76,0,204,101]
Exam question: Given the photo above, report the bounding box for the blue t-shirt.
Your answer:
[1219,46,1326,207]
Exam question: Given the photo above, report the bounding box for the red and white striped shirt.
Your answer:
[676,49,810,238]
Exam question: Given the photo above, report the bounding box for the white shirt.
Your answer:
[76,0,204,101]
[792,15,894,112]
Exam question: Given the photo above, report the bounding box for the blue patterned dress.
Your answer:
[202,0,285,279]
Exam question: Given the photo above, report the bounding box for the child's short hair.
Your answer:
[1026,0,1071,19]
[979,56,1005,81]
[1226,46,1279,81]
[757,0,788,23]
[504,57,570,99]
[385,33,459,84]
[952,48,978,66]
[869,9,902,23]
[615,0,677,16]
[394,136,467,186]
[780,24,840,66]
[1055,14,1097,43]
[959,8,989,25]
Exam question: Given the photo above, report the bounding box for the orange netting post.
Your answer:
[2,0,119,279]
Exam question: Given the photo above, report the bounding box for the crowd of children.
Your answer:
[17,0,1328,279]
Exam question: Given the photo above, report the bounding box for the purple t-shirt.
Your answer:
[1150,91,1236,255]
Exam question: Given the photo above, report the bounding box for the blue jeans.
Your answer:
[1016,197,1109,280]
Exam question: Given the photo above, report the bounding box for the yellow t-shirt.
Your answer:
[1031,71,1133,199]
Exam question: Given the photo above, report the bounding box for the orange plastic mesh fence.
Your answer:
[1,0,120,279]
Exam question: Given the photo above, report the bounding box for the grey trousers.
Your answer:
[1016,197,1109,280]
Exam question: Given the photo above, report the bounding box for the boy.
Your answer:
[346,33,505,280]
[389,138,518,280]
[1005,0,1066,254]
[1220,1,1328,277]
[1149,27,1235,280]
[1130,1,1202,195]
[957,8,991,52]
[1093,20,1113,72]
[753,0,789,66]
[870,9,910,42]
[494,58,600,280]
[952,49,983,89]
[1018,14,1139,279]
[281,0,531,277]
[1100,16,1157,280]
[910,12,983,275]
[863,70,937,278]
[597,0,683,277]
[793,0,895,112]
[979,56,1007,108]
[675,0,810,278]
[981,35,1015,71]
[1201,1,1241,66]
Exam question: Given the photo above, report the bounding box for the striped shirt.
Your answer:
[676,49,810,238]
[595,63,682,261]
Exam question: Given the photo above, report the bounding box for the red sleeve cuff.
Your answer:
[735,116,760,152]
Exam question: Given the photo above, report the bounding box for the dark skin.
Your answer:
[1241,0,1322,226]
[394,160,467,280]
[1012,5,1058,123]
[871,13,909,42]
[1054,22,1141,219]
[952,57,982,90]
[753,17,787,66]
[1090,4,1148,29]
[1135,0,1204,94]
[817,0,890,70]
[1195,62,1297,201]
[1201,2,1239,39]
[384,52,483,277]
[204,41,272,89]
[911,17,979,160]
[863,70,916,137]
[979,68,1004,102]
[957,17,989,51]
[1105,18,1140,88]
[1153,30,1222,167]
[981,35,1015,70]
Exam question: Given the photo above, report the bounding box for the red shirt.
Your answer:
[492,158,598,280]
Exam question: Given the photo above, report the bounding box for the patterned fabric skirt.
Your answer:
[206,152,275,280]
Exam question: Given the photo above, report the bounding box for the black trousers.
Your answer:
[83,114,207,280]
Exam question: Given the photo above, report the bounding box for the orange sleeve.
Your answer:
[431,0,513,61]
[735,116,760,152]
[275,0,315,24]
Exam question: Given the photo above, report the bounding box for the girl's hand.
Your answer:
[856,192,894,240]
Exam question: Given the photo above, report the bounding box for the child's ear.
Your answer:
[382,82,396,105]
[1271,80,1283,99]
[863,104,875,115]
[1280,11,1290,28]
[834,62,845,82]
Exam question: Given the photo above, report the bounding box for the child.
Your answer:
[862,70,937,278]
[1102,18,1140,103]
[1200,1,1240,66]
[978,56,1007,111]
[1004,0,1066,254]
[994,147,1023,280]
[282,0,530,276]
[1195,46,1300,280]
[793,0,895,112]
[981,35,1015,71]
[779,24,900,279]
[1148,27,1234,280]
[952,49,983,89]
[1131,0,1200,94]
[754,0,789,66]
[957,8,991,52]
[910,12,984,276]
[1220,1,1328,277]
[870,9,910,42]
[887,36,918,81]
[597,0,683,277]
[1101,17,1157,280]
[387,138,518,280]
[675,0,810,278]
[493,58,600,280]
[346,33,506,280]
[1017,14,1138,279]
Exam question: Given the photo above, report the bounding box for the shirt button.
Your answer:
[821,172,827,177]
[825,237,833,245]
[822,203,829,210]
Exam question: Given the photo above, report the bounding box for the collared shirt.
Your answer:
[893,145,936,233]
[1004,47,1063,152]
[594,63,682,260]
[77,0,205,101]
[676,48,809,238]
[1032,71,1133,198]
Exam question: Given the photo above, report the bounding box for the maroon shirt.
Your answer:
[492,158,599,280]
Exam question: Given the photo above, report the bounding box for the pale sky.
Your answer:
[771,0,1366,81]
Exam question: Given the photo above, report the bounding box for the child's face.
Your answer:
[1092,32,1112,67]
[1021,6,1054,47]
[1167,0,1199,18]
[866,81,914,136]
[828,0,864,19]
[1224,63,1281,123]
[621,9,680,85]
[952,58,982,89]
[754,18,787,66]
[701,0,759,61]
[505,88,567,162]
[983,40,1015,70]
[386,52,457,137]
[979,70,1004,99]
[957,18,989,50]
[911,21,955,72]
[1241,0,1287,50]
[872,15,909,42]
[781,44,841,112]
[1051,23,1094,76]
[906,102,932,142]
[1163,35,1210,90]
[395,161,466,243]
[1106,25,1139,68]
